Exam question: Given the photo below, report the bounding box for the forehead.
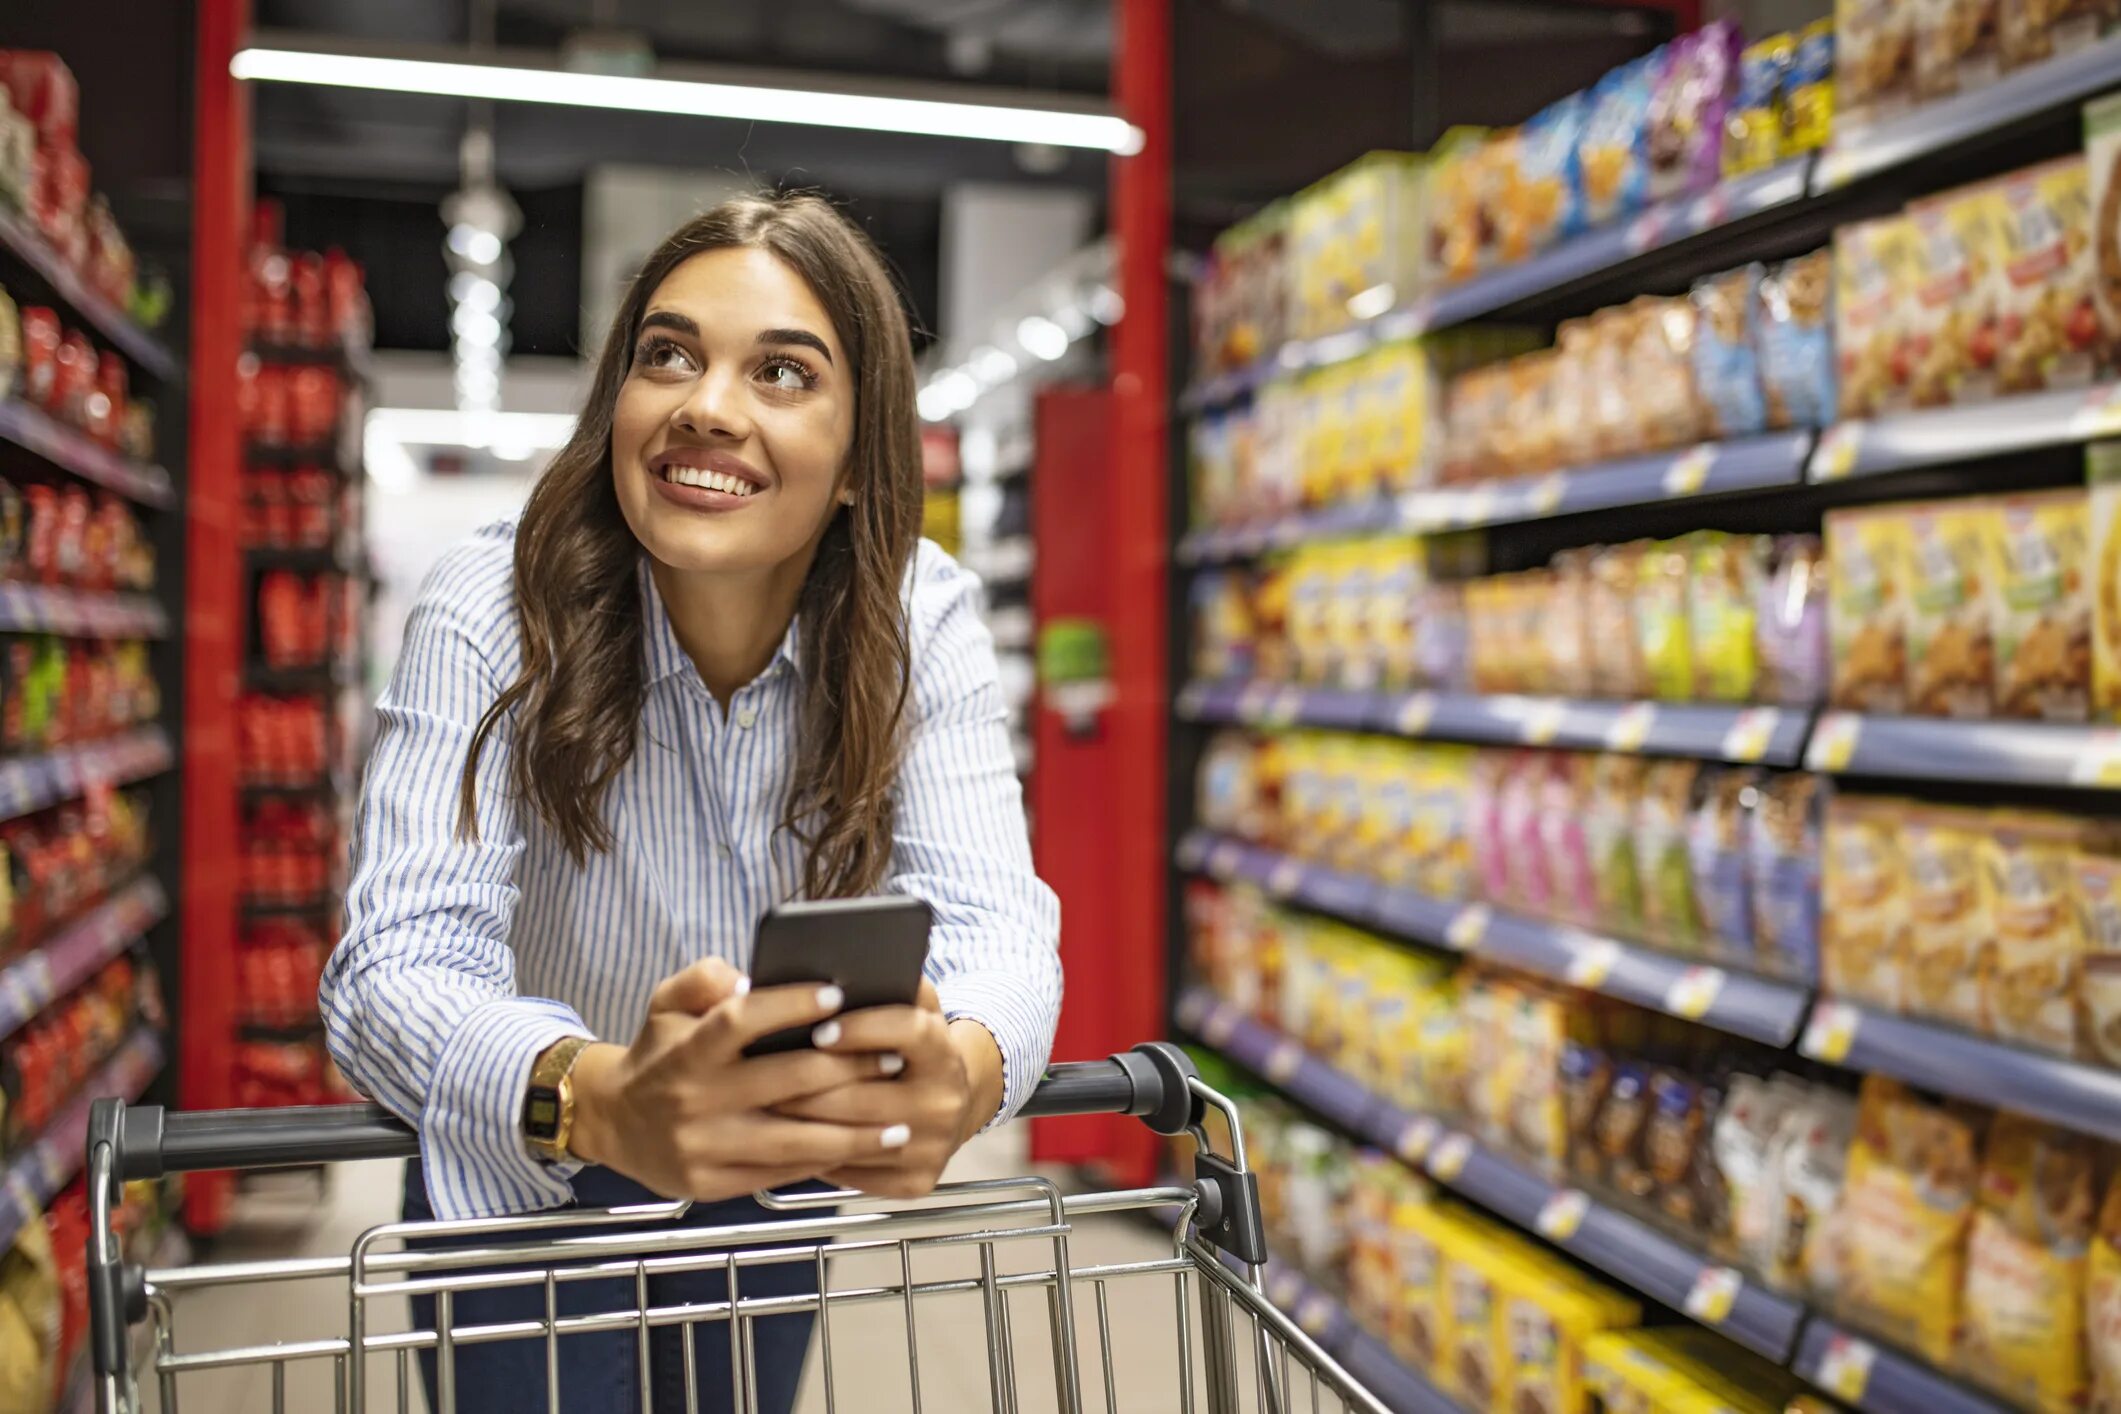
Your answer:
[643,247,844,354]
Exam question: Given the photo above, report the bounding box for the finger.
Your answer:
[695,982,848,1060]
[771,1081,920,1127]
[734,1114,915,1166]
[737,1049,903,1108]
[651,958,748,1016]
[916,978,942,1012]
[811,1005,948,1060]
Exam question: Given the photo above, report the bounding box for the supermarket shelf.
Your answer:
[239,1019,324,1043]
[247,336,375,384]
[0,583,167,638]
[962,536,1035,586]
[0,398,176,509]
[1804,711,2121,790]
[245,542,363,576]
[242,894,340,922]
[241,773,351,799]
[0,727,173,824]
[1178,832,1813,1047]
[1173,987,1808,1362]
[1177,499,1399,565]
[0,876,167,1044]
[0,1028,162,1254]
[1335,1324,1462,1414]
[1178,680,1810,768]
[246,658,361,695]
[1809,382,2121,482]
[0,207,181,383]
[1800,1000,2121,1145]
[1791,1320,2011,1414]
[1816,30,2121,190]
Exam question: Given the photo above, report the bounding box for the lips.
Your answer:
[649,448,768,498]
[662,463,758,498]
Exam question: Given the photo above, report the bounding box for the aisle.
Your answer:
[140,1130,1182,1414]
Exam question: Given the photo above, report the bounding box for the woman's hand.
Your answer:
[564,958,913,1202]
[771,981,1006,1199]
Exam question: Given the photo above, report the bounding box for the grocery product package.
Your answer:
[1913,0,2004,97]
[1992,156,2100,395]
[0,1204,60,1413]
[1585,1327,1817,1414]
[1508,94,1588,261]
[1836,1077,1985,1364]
[1906,181,2007,408]
[1757,250,1838,428]
[1647,21,1741,202]
[1631,297,1713,453]
[1757,534,1829,706]
[2087,93,2121,372]
[1636,759,1704,950]
[1716,1072,1803,1271]
[1493,1245,1642,1414]
[1837,216,1923,418]
[1837,0,1918,125]
[1957,1114,2097,1412]
[2091,1166,2121,1411]
[1687,766,1760,958]
[2000,0,2114,67]
[1980,811,2088,1056]
[1993,488,2091,720]
[1693,533,1766,702]
[1904,497,1999,716]
[1691,267,1769,438]
[1749,772,1825,980]
[1440,1208,1516,1406]
[1636,538,1697,702]
[2093,442,2121,719]
[1724,34,1793,177]
[1424,128,1497,287]
[1587,753,1649,936]
[1786,20,1838,156]
[1826,506,1913,712]
[1580,49,1664,229]
[1542,754,1602,928]
[1900,806,1995,1030]
[1822,794,1912,1011]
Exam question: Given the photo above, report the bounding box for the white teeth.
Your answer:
[664,464,754,497]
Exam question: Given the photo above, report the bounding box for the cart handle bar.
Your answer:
[90,1043,1201,1184]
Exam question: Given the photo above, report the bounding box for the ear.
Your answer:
[837,487,856,505]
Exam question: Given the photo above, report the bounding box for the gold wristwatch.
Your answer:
[523,1035,595,1163]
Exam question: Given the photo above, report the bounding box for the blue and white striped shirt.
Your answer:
[322,519,1062,1220]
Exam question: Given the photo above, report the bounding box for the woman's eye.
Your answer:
[759,358,816,391]
[633,336,696,374]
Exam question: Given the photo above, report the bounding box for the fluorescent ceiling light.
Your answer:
[366,407,577,451]
[232,47,1144,154]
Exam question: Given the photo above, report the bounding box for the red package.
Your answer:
[0,52,78,146]
[289,366,338,443]
[54,487,88,586]
[19,305,59,408]
[51,331,95,429]
[253,365,290,446]
[292,252,328,346]
[34,140,88,251]
[91,355,127,448]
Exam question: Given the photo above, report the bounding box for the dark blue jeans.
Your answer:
[401,1161,820,1414]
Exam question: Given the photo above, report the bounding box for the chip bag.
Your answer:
[1958,1114,2097,1412]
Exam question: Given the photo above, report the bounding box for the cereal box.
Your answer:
[1958,1115,2097,1412]
[1904,497,1999,717]
[1439,1219,1514,1406]
[1982,811,2088,1055]
[2001,0,2112,68]
[1994,488,2091,720]
[1494,1251,1641,1414]
[1826,506,1912,713]
[1907,181,2007,408]
[1991,156,2099,396]
[1899,805,1994,1030]
[2085,94,2121,373]
[1822,794,1912,1011]
[1835,216,1920,419]
[1836,0,1917,126]
[1913,0,2003,97]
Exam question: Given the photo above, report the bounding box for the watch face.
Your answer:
[526,1093,560,1136]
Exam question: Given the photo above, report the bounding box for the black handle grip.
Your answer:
[102,1045,1203,1181]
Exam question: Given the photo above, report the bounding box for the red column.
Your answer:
[182,0,250,1232]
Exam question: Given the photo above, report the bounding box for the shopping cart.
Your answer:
[83,1043,1393,1414]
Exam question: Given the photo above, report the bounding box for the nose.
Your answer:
[671,362,753,441]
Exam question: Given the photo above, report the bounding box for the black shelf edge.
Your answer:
[0,207,181,383]
[0,399,176,509]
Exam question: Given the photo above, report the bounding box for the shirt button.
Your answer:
[736,706,758,729]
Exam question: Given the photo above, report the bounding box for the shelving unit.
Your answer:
[0,1028,162,1253]
[0,879,169,1042]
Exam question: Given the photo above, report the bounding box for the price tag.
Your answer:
[1461,485,1498,527]
[1428,1133,1474,1182]
[1813,422,1864,481]
[1814,1332,1877,1401]
[1529,474,1567,517]
[1176,683,1209,718]
[1661,444,1716,497]
[1801,1000,1863,1064]
[1268,857,1305,898]
[1524,700,1568,746]
[1566,938,1623,991]
[1263,1039,1304,1084]
[1396,1115,1442,1164]
[1202,1003,1239,1046]
[2072,730,2121,787]
[1397,490,1441,533]
[1396,692,1439,736]
[1175,990,1210,1030]
[1626,207,1671,254]
[1808,713,1862,772]
[2071,382,2121,439]
[1263,688,1305,728]
[1296,1293,1332,1335]
[0,958,47,1026]
[1605,702,1658,753]
[1207,841,1242,879]
[1683,1265,1744,1325]
[1176,835,1208,871]
[1268,1269,1302,1307]
[1664,966,1726,1021]
[1236,682,1278,724]
[1720,707,1780,763]
[1537,1189,1590,1241]
[1446,904,1492,952]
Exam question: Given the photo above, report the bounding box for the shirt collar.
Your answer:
[639,558,802,688]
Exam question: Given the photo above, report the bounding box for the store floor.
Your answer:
[140,1131,1192,1414]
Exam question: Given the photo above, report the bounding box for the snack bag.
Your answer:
[1580,50,1664,229]
[2001,0,2114,67]
[1634,296,1712,452]
[1587,305,1645,458]
[1993,156,2100,395]
[1636,759,1703,950]
[1836,217,1920,419]
[1440,1216,1516,1407]
[1689,767,1760,959]
[1822,794,1912,1011]
[1636,537,1696,702]
[1597,1063,1658,1204]
[1827,506,1913,712]
[1837,1077,1983,1364]
[1644,1071,1721,1234]
[1758,534,1829,706]
[2091,1166,2121,1411]
[1836,0,1916,125]
[2092,443,2121,721]
[1508,94,1587,261]
[1648,21,1741,202]
[1725,34,1794,177]
[1587,754,1648,936]
[1750,773,1825,980]
[1901,806,1996,1031]
[1691,266,1769,438]
[1768,1084,1860,1298]
[1957,1115,2099,1412]
[1544,548,1596,698]
[1982,811,2088,1056]
[1786,20,1838,156]
[2075,844,2121,1067]
[1500,750,1555,917]
[1914,0,2003,96]
[1716,1073,1802,1271]
[1495,1251,1642,1414]
[2087,95,2121,374]
[1562,1041,1616,1184]
[1758,250,1837,428]
[1690,532,1765,701]
[1994,488,2091,721]
[1905,497,2000,717]
[1588,542,1651,698]
[1541,754,1600,928]
[1907,181,2007,408]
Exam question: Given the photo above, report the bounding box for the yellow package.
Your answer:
[2091,444,2121,722]
[2088,1167,2121,1411]
[1958,1114,2097,1412]
[1285,549,1334,686]
[1494,1252,1641,1414]
[1362,343,1429,494]
[1904,498,1999,718]
[1390,1201,1507,1372]
[1837,1077,1983,1365]
[1636,539,1696,702]
[1438,1217,1529,1408]
[1904,181,2007,409]
[1367,538,1425,690]
[1835,215,1922,419]
[1981,811,2087,1056]
[1725,33,1794,177]
[1993,488,2091,722]
[1991,156,2099,398]
[1827,506,1913,713]
[1322,543,1376,690]
[1900,806,1994,1032]
[1823,794,1912,1013]
[1418,743,1478,902]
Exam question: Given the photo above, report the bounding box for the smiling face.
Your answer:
[610,245,857,578]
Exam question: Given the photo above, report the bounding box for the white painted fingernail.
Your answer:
[816,984,844,1012]
[878,1052,906,1077]
[813,1020,843,1048]
[733,975,750,997]
[880,1124,912,1149]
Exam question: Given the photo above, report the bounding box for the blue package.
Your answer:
[1687,767,1758,960]
[1691,265,1769,437]
[1756,250,1835,429]
[1512,92,1588,257]
[1747,773,1822,982]
[1580,49,1664,228]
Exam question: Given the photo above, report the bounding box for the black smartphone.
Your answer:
[739,895,933,1056]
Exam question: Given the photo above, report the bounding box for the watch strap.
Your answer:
[524,1034,594,1162]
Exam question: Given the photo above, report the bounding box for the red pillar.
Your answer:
[182,0,250,1232]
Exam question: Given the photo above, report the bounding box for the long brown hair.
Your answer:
[457,193,923,898]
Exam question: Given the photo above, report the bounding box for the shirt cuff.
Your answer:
[420,996,594,1220]
[936,973,1055,1134]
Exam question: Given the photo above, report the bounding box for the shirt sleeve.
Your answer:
[321,538,592,1220]
[889,548,1063,1129]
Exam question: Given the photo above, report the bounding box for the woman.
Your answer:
[321,192,1062,1413]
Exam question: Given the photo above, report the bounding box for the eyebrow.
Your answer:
[757,327,834,365]
[637,310,834,367]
